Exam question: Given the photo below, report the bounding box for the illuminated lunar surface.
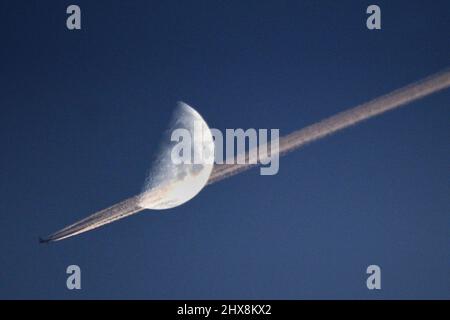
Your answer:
[139,102,215,210]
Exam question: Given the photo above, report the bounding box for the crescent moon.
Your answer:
[139,101,215,210]
[40,102,214,242]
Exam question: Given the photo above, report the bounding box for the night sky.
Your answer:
[0,0,449,299]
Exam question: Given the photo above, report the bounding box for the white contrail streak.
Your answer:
[40,196,142,242]
[208,69,450,183]
[41,69,450,242]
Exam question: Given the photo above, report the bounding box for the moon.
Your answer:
[139,102,215,210]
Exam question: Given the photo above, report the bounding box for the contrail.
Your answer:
[40,69,450,242]
[40,196,142,242]
[208,69,450,183]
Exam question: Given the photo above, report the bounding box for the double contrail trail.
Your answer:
[41,69,450,242]
[208,69,450,183]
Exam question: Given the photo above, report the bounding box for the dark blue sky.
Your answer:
[0,0,449,299]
